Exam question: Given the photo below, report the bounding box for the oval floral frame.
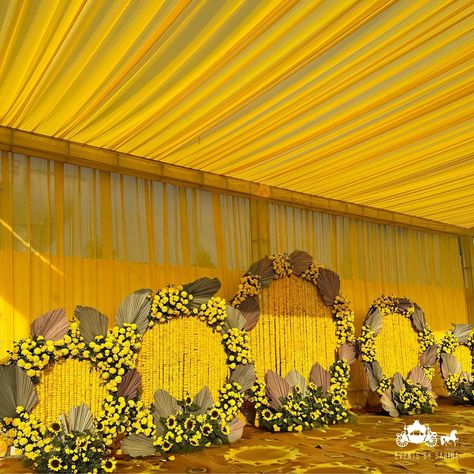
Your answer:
[117,277,256,458]
[438,323,474,404]
[231,250,356,433]
[359,296,438,417]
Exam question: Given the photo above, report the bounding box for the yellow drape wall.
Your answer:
[0,152,469,369]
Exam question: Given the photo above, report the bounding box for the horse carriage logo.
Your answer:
[396,420,458,448]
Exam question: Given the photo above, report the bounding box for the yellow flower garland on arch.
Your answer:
[438,325,474,404]
[231,251,356,432]
[359,296,438,416]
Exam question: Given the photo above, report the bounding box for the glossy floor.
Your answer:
[1,400,473,473]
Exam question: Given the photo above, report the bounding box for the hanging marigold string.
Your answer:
[254,275,337,380]
[136,317,228,405]
[374,312,419,378]
[31,359,106,425]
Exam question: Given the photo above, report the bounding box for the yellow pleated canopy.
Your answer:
[0,0,473,227]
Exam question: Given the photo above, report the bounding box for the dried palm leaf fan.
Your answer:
[359,297,438,416]
[134,278,231,404]
[231,250,356,432]
[0,365,38,419]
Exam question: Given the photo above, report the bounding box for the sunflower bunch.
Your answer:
[196,297,227,331]
[7,408,50,463]
[216,382,244,421]
[300,262,320,285]
[372,295,396,316]
[376,377,391,395]
[393,381,437,415]
[7,337,55,383]
[359,325,376,363]
[222,328,253,369]
[418,326,436,354]
[439,330,459,355]
[255,382,351,433]
[270,253,292,277]
[153,402,230,457]
[35,429,115,474]
[87,324,141,392]
[332,295,355,345]
[97,395,154,442]
[150,285,192,324]
[445,374,474,404]
[232,273,262,306]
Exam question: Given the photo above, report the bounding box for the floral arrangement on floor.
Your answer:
[0,365,116,473]
[439,324,474,404]
[121,372,253,459]
[231,250,356,432]
[358,296,438,416]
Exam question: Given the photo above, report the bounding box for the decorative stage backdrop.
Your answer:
[0,152,470,404]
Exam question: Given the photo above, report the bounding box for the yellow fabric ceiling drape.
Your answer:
[0,153,468,357]
[0,0,472,227]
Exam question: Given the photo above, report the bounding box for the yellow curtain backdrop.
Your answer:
[0,153,469,373]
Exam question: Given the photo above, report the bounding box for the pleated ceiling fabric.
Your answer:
[0,0,473,227]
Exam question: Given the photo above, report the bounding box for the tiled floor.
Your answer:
[1,400,473,473]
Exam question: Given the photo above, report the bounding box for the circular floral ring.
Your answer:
[231,251,356,432]
[3,305,152,448]
[439,323,474,404]
[116,278,256,457]
[359,296,438,416]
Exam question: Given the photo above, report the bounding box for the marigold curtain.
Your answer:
[0,152,469,361]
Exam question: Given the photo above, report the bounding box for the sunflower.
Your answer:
[209,408,220,419]
[47,456,62,472]
[201,423,212,436]
[261,409,273,421]
[165,416,177,429]
[184,395,193,406]
[162,440,172,452]
[185,418,195,431]
[49,421,61,433]
[101,458,117,473]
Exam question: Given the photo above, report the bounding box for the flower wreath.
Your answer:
[0,302,152,472]
[438,323,474,404]
[359,296,438,417]
[117,277,256,458]
[231,250,356,432]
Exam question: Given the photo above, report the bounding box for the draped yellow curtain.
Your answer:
[0,152,468,361]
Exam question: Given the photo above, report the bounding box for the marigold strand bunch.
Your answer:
[359,326,376,363]
[300,262,320,284]
[150,286,192,324]
[232,273,262,306]
[88,323,141,392]
[222,328,253,369]
[332,295,355,345]
[270,253,292,277]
